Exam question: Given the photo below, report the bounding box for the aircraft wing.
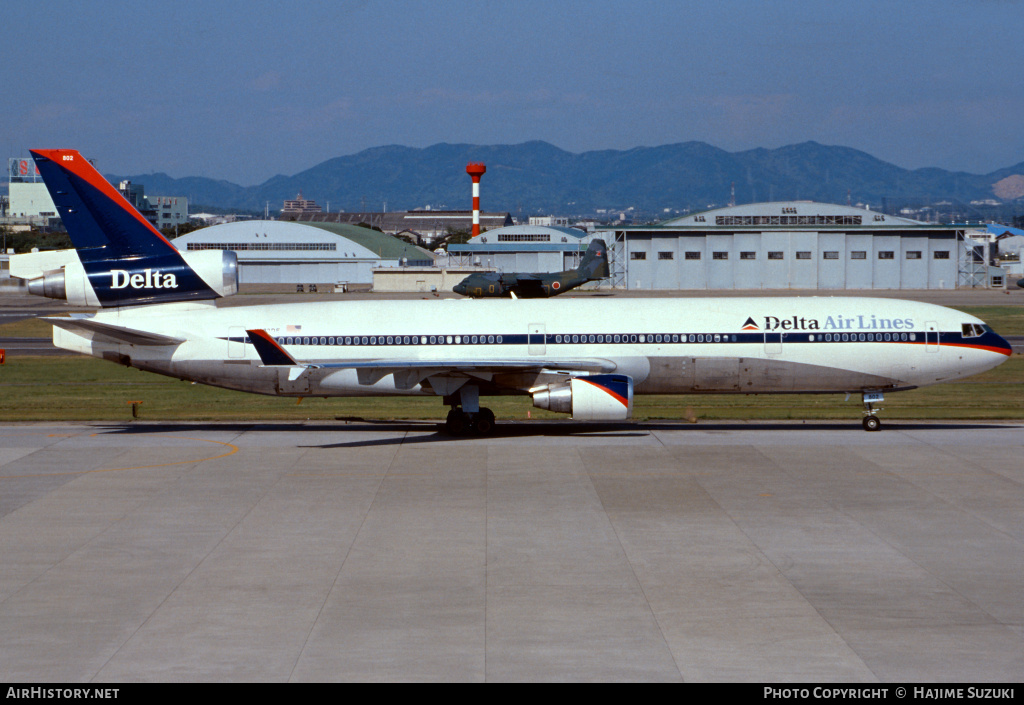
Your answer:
[508,277,548,296]
[44,317,186,346]
[245,328,615,389]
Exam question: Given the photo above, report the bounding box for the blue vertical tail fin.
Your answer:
[23,149,234,307]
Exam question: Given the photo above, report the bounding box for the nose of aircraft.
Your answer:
[991,331,1014,356]
[453,283,466,295]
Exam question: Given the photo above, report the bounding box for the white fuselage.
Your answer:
[53,296,1010,400]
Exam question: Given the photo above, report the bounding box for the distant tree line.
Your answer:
[0,225,72,253]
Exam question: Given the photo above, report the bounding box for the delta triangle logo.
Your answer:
[741,317,759,331]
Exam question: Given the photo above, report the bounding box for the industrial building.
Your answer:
[446,224,601,274]
[6,158,56,223]
[443,202,981,290]
[281,191,322,217]
[117,181,189,232]
[606,201,980,290]
[172,220,435,289]
[6,159,189,232]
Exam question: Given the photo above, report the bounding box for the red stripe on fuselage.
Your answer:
[885,340,1013,356]
[942,342,1013,356]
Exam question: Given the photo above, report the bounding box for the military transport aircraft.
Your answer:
[10,149,1013,435]
[452,238,609,298]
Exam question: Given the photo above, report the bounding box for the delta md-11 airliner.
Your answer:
[10,149,1012,435]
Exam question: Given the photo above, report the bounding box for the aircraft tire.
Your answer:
[473,416,493,436]
[445,409,468,436]
[862,415,881,432]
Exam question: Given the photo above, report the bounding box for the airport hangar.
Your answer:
[607,201,977,290]
[449,202,983,290]
[171,220,436,290]
[446,223,605,273]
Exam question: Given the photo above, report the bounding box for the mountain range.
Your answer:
[108,141,1024,217]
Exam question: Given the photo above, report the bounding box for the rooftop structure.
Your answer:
[297,211,513,244]
[281,191,322,217]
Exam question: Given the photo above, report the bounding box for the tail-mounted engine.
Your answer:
[532,374,633,420]
[13,249,238,306]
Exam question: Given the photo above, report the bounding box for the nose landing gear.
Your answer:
[861,391,884,432]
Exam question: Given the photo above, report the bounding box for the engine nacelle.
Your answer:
[181,249,238,298]
[27,259,99,306]
[532,374,633,421]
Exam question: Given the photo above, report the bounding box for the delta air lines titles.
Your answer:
[110,269,179,290]
[760,314,915,332]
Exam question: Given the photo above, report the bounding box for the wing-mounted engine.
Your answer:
[532,374,633,420]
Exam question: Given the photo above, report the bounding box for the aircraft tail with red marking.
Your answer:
[11,149,236,307]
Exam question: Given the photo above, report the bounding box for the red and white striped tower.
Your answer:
[466,163,486,237]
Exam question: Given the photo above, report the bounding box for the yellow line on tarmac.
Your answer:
[0,436,239,478]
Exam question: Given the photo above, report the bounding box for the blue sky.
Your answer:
[5,0,1024,184]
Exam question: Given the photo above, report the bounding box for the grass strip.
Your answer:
[1,354,1021,422]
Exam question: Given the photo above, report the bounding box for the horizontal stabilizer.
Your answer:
[246,329,298,366]
[44,317,185,346]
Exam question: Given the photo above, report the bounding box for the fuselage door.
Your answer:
[764,331,783,355]
[529,323,546,355]
[925,321,939,353]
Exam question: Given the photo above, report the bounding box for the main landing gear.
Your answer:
[443,384,496,436]
[861,391,884,432]
[445,407,496,436]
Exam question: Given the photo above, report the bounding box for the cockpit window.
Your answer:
[962,323,986,338]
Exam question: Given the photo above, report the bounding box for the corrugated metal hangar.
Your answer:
[447,224,600,273]
[172,220,434,287]
[609,201,970,290]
